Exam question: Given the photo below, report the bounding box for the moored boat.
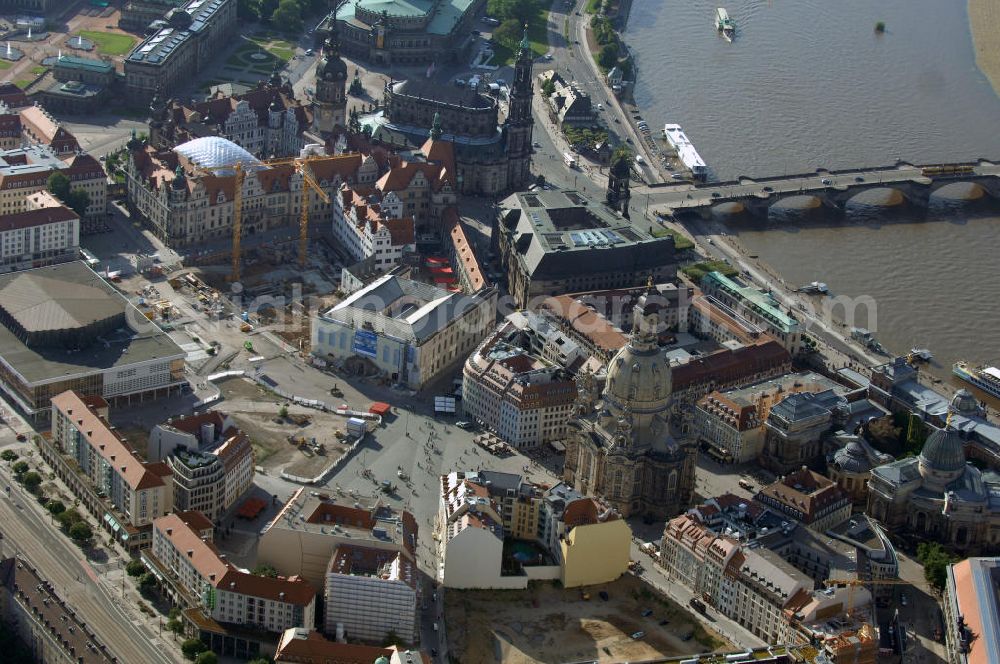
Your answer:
[953,361,1000,399]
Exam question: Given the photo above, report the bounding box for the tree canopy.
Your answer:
[69,521,93,544]
[917,542,957,592]
[271,0,304,33]
[46,172,90,216]
[181,638,208,661]
[487,0,539,22]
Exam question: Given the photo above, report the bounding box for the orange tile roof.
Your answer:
[275,629,393,663]
[155,513,316,605]
[51,391,167,492]
[175,510,214,534]
[446,210,489,292]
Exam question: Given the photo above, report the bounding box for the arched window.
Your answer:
[667,470,678,493]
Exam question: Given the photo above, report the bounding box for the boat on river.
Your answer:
[716,8,735,42]
[798,281,829,295]
[953,361,1000,399]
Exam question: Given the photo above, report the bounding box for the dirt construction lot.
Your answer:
[217,377,352,478]
[446,574,728,663]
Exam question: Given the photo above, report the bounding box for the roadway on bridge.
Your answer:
[646,165,928,212]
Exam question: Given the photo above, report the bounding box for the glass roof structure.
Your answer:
[173,137,266,175]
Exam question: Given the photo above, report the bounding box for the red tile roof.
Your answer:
[155,514,316,605]
[51,391,168,492]
[0,204,78,233]
[275,629,394,663]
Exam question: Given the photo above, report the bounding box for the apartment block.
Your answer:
[0,145,105,218]
[158,412,254,521]
[46,390,174,551]
[438,471,629,589]
[462,320,578,448]
[149,513,315,634]
[257,489,418,591]
[755,467,852,532]
[0,190,80,273]
[324,545,418,644]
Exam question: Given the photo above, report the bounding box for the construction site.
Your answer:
[445,574,729,664]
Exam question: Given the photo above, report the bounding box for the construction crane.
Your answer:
[292,160,331,270]
[824,578,922,614]
[197,153,332,281]
[196,161,246,282]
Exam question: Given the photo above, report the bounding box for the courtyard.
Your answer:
[445,574,729,664]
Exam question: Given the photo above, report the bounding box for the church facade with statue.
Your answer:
[563,282,697,520]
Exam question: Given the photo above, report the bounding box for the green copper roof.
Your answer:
[519,26,530,51]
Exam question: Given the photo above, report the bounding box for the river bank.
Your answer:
[968,0,1000,97]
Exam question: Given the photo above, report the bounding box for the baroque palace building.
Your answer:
[125,134,379,248]
[316,0,484,66]
[364,30,534,196]
[563,282,697,520]
[867,413,1000,554]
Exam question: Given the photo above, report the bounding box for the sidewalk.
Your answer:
[0,438,184,663]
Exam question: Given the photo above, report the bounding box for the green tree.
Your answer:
[278,405,289,419]
[271,0,304,32]
[493,18,523,47]
[138,571,158,597]
[46,172,90,216]
[46,499,66,516]
[0,449,17,463]
[167,616,185,635]
[237,0,260,19]
[487,0,538,22]
[251,563,278,578]
[69,521,93,544]
[21,471,41,493]
[126,559,146,577]
[917,542,957,592]
[540,77,556,97]
[903,414,928,457]
[597,42,618,70]
[12,460,28,475]
[47,171,71,200]
[247,659,272,664]
[57,508,83,532]
[194,652,218,664]
[611,145,633,167]
[181,637,208,661]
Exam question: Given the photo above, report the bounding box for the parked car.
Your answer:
[821,178,832,185]
[631,631,645,640]
[304,48,313,55]
[456,421,473,429]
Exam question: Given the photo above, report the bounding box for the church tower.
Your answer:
[148,87,167,149]
[313,24,348,135]
[504,26,534,190]
[606,149,631,218]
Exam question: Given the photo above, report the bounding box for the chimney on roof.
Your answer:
[166,528,173,536]
[209,574,215,582]
[187,550,193,558]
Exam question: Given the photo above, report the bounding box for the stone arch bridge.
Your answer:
[654,159,1000,218]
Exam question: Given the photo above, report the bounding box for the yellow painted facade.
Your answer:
[510,498,541,540]
[559,518,631,588]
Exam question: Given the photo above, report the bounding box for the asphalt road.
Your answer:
[0,451,179,664]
